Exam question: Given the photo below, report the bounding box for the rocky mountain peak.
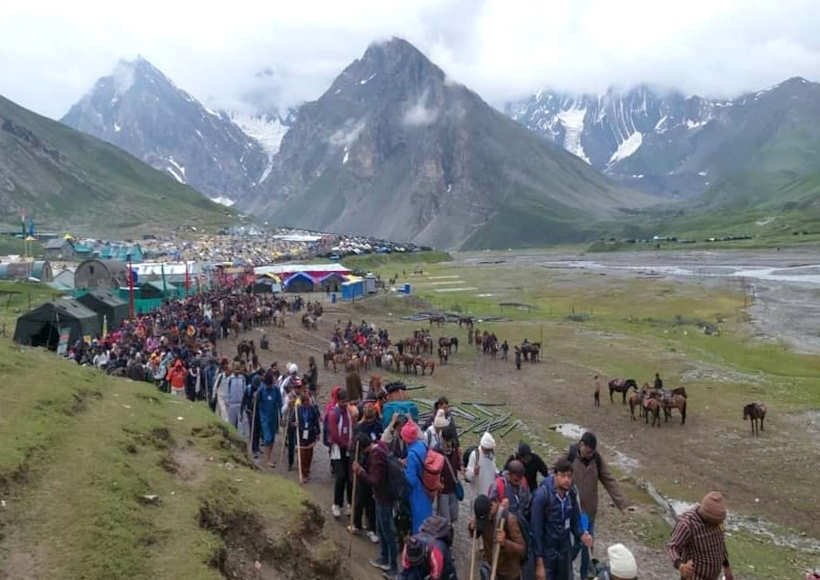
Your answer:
[62,58,268,203]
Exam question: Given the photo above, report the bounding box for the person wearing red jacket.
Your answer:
[166,359,187,397]
[327,388,353,518]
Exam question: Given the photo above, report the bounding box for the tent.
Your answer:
[14,299,101,350]
[318,272,345,292]
[74,259,129,289]
[250,277,281,294]
[139,280,178,299]
[77,289,129,330]
[283,272,314,293]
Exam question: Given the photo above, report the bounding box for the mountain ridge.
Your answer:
[239,37,652,249]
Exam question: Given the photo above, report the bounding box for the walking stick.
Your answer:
[279,405,289,467]
[468,524,478,580]
[247,388,258,460]
[348,439,361,557]
[295,398,304,483]
[489,512,506,580]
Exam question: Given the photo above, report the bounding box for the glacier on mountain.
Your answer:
[556,107,590,164]
[608,131,643,165]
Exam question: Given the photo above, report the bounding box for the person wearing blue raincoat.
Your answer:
[402,420,433,533]
[257,371,282,468]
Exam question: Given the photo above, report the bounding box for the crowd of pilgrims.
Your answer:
[60,285,738,580]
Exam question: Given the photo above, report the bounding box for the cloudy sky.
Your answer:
[3,0,820,119]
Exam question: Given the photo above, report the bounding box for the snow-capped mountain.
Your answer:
[505,85,733,197]
[61,57,269,202]
[228,110,291,185]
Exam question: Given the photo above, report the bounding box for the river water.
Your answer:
[462,249,820,354]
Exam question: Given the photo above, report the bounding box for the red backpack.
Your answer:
[422,448,445,495]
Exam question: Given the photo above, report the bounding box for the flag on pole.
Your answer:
[185,261,191,295]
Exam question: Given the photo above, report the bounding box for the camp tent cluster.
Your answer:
[253,263,353,293]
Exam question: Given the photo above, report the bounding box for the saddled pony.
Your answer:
[743,402,767,437]
[661,387,688,425]
[609,378,638,404]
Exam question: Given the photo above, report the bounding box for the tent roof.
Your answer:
[24,298,99,322]
[142,280,177,292]
[80,289,128,308]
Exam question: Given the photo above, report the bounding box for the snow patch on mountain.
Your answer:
[229,112,288,157]
[556,107,590,164]
[608,131,643,165]
[210,196,235,207]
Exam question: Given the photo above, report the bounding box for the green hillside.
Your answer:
[0,95,235,237]
[0,285,342,579]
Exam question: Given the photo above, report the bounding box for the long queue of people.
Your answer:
[63,289,735,580]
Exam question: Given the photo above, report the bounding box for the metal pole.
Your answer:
[128,254,135,320]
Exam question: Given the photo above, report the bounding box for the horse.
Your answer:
[661,389,688,425]
[519,342,540,362]
[428,314,446,327]
[438,336,459,355]
[301,313,318,330]
[415,357,435,376]
[608,378,637,404]
[458,316,474,328]
[643,395,661,427]
[743,402,767,436]
[628,389,646,421]
[438,346,449,365]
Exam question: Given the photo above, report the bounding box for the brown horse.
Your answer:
[743,402,767,436]
[414,356,436,376]
[608,378,637,404]
[438,346,449,365]
[661,389,688,425]
[628,389,646,421]
[643,395,661,427]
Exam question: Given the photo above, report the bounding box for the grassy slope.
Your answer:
[0,282,336,579]
[342,250,451,271]
[0,95,235,237]
[354,255,818,577]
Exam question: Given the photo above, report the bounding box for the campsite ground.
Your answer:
[2,245,819,579]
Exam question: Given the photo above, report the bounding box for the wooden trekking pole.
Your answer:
[468,524,478,580]
[489,512,506,580]
[247,388,258,460]
[348,438,361,556]
[295,397,304,483]
[278,404,289,467]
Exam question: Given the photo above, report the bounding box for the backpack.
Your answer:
[500,509,532,566]
[462,445,477,469]
[422,448,445,496]
[322,411,332,447]
[494,477,532,565]
[567,444,602,473]
[402,516,455,580]
[386,452,409,502]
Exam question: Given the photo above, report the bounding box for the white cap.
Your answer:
[480,431,496,450]
[287,363,298,374]
[607,543,637,579]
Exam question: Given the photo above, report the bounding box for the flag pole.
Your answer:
[128,254,135,320]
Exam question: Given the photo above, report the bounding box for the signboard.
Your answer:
[56,327,71,356]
